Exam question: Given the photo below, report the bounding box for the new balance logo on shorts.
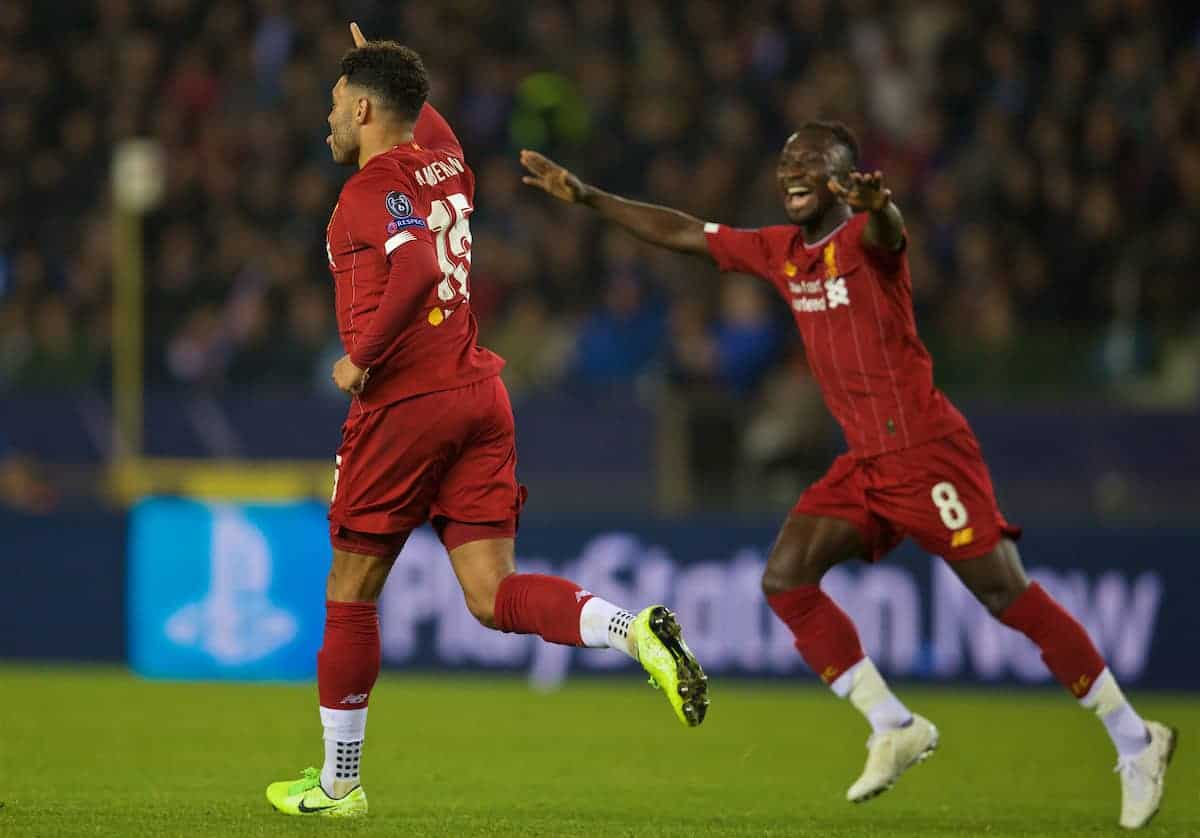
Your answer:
[340,692,369,705]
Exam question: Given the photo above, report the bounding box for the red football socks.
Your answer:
[493,573,592,646]
[1001,582,1106,697]
[317,600,381,710]
[767,585,865,684]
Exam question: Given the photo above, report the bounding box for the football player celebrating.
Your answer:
[521,123,1175,829]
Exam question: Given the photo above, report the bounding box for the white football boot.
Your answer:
[846,714,939,803]
[1117,720,1177,829]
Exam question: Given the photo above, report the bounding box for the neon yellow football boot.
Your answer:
[633,605,709,727]
[266,767,367,817]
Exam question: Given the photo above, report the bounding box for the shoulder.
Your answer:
[759,224,803,246]
[339,156,425,220]
[336,158,433,245]
[707,222,798,246]
[728,223,801,239]
[829,213,886,256]
[838,213,906,273]
[841,212,871,240]
[346,153,420,195]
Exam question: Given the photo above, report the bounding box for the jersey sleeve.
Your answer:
[349,236,442,369]
[341,168,434,259]
[413,102,462,157]
[703,223,776,280]
[340,169,441,369]
[864,238,906,276]
[853,212,907,277]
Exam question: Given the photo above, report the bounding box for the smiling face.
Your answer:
[327,76,361,166]
[776,129,848,226]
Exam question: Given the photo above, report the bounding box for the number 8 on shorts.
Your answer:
[931,481,968,530]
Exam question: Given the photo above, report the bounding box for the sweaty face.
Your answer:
[327,76,360,165]
[776,133,840,225]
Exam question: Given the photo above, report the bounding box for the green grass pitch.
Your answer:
[1,665,1195,837]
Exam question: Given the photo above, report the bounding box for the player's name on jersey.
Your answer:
[414,155,465,187]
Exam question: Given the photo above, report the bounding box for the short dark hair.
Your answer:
[340,41,430,122]
[801,120,859,173]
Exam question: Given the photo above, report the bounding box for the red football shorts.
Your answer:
[328,375,527,556]
[793,429,1021,562]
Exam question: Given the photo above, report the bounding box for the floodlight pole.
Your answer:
[111,140,164,462]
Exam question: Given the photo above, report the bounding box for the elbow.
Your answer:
[667,227,707,255]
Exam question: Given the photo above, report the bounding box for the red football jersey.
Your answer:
[326,103,503,411]
[705,213,968,457]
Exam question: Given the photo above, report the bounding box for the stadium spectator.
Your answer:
[0,0,1196,417]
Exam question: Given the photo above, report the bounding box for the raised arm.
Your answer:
[828,170,905,252]
[414,102,462,156]
[520,150,711,258]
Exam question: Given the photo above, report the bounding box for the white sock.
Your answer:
[579,597,638,660]
[830,658,913,734]
[319,706,367,798]
[1080,668,1150,758]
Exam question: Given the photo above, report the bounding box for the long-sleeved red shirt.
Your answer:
[325,103,503,411]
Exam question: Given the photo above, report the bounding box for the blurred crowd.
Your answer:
[2,0,1199,416]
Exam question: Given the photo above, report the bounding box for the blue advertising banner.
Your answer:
[127,498,329,679]
[124,499,1200,689]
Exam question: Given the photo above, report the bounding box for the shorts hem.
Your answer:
[937,524,1022,562]
[329,521,412,558]
[329,516,422,534]
[435,517,519,552]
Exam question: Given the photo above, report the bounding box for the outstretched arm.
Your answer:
[520,150,711,258]
[829,170,905,253]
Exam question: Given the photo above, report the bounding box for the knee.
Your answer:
[463,572,513,629]
[464,591,498,628]
[761,543,829,597]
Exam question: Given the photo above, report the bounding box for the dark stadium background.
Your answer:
[3,0,1199,656]
[4,0,1200,508]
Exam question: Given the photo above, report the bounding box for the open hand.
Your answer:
[519,150,586,203]
[828,170,892,212]
[350,21,368,47]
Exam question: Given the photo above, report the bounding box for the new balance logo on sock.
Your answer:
[575,589,592,602]
[340,693,369,705]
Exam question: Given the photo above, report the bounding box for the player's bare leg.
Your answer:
[950,539,1176,829]
[450,536,708,726]
[762,514,938,802]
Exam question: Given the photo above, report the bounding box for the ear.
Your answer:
[354,96,370,125]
